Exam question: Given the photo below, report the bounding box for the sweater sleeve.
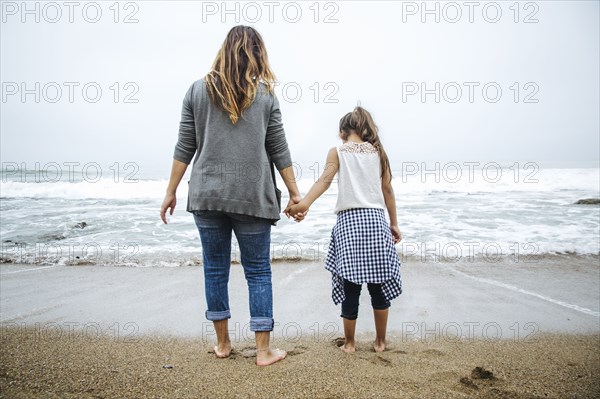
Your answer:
[265,95,292,170]
[173,84,197,165]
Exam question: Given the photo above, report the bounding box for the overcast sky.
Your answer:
[1,1,598,178]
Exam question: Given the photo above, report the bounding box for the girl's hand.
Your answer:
[284,202,309,222]
[390,225,402,244]
[284,195,305,222]
[160,193,177,224]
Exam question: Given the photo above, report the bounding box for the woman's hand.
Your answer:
[160,192,177,224]
[390,225,402,244]
[284,195,308,222]
[284,201,309,222]
[161,160,188,224]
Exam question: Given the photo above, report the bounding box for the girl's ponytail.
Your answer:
[339,106,392,182]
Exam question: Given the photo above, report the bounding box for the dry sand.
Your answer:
[1,327,598,398]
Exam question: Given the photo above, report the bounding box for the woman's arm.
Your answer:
[162,84,196,224]
[160,159,188,224]
[265,96,304,215]
[173,84,197,165]
[284,147,339,220]
[278,165,303,217]
[382,168,401,243]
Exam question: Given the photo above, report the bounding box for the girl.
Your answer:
[285,106,402,353]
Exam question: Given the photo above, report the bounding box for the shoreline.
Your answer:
[1,252,598,268]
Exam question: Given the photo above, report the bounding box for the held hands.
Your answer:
[284,196,309,223]
[390,225,402,244]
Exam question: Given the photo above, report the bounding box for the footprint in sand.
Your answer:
[240,347,257,358]
[234,346,307,358]
[208,347,239,360]
[421,349,445,357]
[287,346,308,356]
[459,376,479,390]
[368,355,393,367]
[370,345,405,353]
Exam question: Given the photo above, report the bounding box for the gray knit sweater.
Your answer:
[173,79,293,222]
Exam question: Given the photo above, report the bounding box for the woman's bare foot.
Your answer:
[256,348,287,366]
[212,320,232,358]
[214,343,232,358]
[373,339,386,353]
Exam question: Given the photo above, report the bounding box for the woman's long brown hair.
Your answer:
[339,106,393,182]
[205,25,276,124]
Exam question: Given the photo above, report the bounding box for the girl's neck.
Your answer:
[343,132,365,144]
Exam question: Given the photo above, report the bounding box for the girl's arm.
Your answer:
[284,147,339,220]
[382,168,402,243]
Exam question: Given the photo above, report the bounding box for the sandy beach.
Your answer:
[1,328,598,398]
[1,255,599,398]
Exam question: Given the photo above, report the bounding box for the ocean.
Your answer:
[1,164,599,267]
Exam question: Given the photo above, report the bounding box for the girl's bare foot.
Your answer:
[372,309,388,352]
[256,348,287,366]
[340,338,356,353]
[214,343,232,358]
[340,344,356,353]
[373,340,386,353]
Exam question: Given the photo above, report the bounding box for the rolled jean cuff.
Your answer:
[205,309,231,321]
[250,317,274,332]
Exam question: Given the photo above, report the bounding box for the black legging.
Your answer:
[340,279,390,320]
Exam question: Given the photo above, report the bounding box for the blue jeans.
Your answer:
[192,210,274,332]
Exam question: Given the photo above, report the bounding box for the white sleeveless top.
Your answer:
[334,142,386,214]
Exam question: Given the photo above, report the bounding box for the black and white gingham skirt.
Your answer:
[325,208,402,305]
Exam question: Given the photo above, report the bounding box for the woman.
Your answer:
[160,26,301,366]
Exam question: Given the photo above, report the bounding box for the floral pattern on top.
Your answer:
[338,141,378,154]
